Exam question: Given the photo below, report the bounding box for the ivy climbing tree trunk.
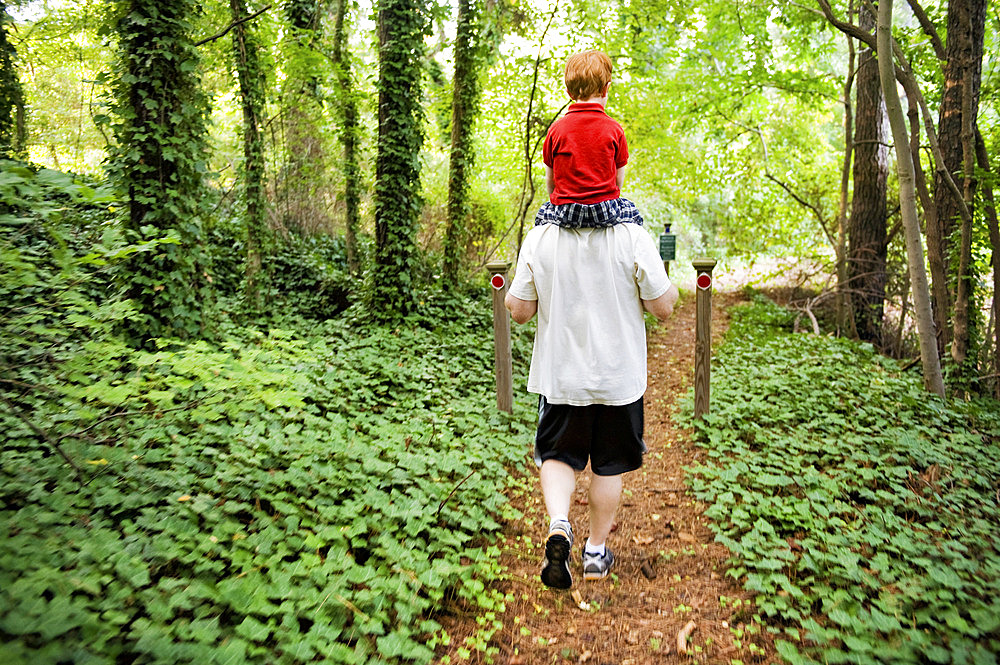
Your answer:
[0,0,25,157]
[230,0,271,308]
[443,0,482,282]
[371,0,426,316]
[332,0,361,276]
[876,0,945,396]
[836,7,856,337]
[280,0,329,235]
[847,2,888,346]
[110,0,212,342]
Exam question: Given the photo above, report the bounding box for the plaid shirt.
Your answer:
[534,197,643,228]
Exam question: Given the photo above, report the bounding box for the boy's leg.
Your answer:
[587,471,623,547]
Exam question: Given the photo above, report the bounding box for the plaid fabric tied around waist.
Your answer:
[534,197,644,228]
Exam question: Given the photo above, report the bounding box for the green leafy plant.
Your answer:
[685,295,1000,664]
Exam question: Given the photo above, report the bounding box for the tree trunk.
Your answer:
[876,0,945,396]
[0,0,25,157]
[371,0,425,316]
[332,0,361,276]
[231,0,270,307]
[281,0,327,235]
[977,129,1000,399]
[443,0,482,282]
[836,4,856,337]
[934,0,986,362]
[848,2,888,346]
[112,0,211,341]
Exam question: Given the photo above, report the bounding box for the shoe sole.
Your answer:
[540,533,573,589]
[583,568,610,580]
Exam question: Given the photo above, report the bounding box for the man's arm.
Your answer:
[642,283,679,321]
[505,292,537,324]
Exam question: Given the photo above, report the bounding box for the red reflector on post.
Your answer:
[697,273,712,290]
[491,274,506,290]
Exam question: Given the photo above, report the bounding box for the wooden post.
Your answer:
[486,261,513,413]
[692,257,717,419]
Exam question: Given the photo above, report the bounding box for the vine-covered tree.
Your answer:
[279,0,328,234]
[230,0,271,307]
[109,0,212,341]
[442,0,483,281]
[0,0,25,156]
[370,0,427,315]
[847,2,888,345]
[332,0,361,276]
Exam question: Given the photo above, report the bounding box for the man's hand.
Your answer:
[505,293,537,324]
[642,283,679,321]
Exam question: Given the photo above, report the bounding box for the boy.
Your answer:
[536,50,642,229]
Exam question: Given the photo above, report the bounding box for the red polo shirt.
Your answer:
[543,102,629,205]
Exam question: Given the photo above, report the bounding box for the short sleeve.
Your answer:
[615,129,629,168]
[508,239,538,302]
[632,228,670,300]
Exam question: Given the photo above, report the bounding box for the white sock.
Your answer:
[584,538,605,556]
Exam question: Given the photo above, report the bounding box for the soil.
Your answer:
[438,291,779,665]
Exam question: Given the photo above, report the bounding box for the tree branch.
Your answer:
[904,0,946,60]
[195,4,272,47]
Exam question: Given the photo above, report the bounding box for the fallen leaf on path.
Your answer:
[578,649,592,663]
[633,534,654,545]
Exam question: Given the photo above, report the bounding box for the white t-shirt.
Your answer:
[508,224,671,406]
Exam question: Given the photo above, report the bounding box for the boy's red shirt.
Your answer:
[543,102,629,206]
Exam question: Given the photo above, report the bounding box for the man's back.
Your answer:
[508,224,671,406]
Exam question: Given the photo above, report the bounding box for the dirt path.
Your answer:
[439,292,778,665]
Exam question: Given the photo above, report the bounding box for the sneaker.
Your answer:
[582,546,615,580]
[540,520,574,589]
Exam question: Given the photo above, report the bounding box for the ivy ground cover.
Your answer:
[686,296,1000,664]
[1,172,537,665]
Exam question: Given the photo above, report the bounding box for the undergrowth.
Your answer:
[686,295,1000,664]
[0,160,536,664]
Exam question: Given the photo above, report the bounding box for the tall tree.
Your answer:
[0,0,24,156]
[847,2,888,345]
[371,0,426,315]
[109,0,212,341]
[332,0,361,276]
[280,0,328,234]
[230,0,271,307]
[442,0,483,281]
[933,0,987,365]
[876,0,945,396]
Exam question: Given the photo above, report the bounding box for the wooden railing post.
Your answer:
[486,261,513,413]
[692,257,717,419]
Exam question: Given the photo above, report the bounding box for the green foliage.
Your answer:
[686,295,1000,664]
[1,173,537,662]
[370,0,430,317]
[105,0,213,342]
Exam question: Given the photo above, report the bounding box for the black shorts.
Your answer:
[534,396,646,476]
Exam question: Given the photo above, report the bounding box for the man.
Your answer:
[505,219,678,589]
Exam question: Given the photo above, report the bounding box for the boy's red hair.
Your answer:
[564,50,613,101]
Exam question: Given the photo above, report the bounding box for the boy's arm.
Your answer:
[505,293,537,324]
[546,165,555,195]
[616,165,626,190]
